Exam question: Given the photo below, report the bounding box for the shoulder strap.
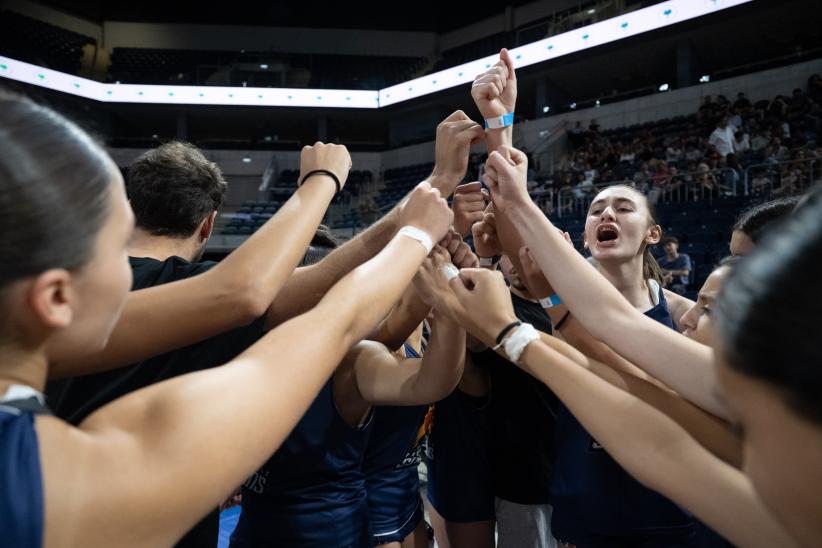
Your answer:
[0,385,52,416]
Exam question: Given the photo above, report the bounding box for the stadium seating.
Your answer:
[0,10,96,74]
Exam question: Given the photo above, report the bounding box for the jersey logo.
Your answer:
[396,404,434,468]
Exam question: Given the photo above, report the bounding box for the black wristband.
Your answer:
[495,321,522,346]
[300,169,341,194]
[555,311,571,331]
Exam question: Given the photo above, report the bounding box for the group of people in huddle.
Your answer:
[1,48,821,548]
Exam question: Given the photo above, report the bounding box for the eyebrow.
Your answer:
[590,197,637,209]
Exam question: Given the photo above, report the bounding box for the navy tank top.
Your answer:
[1,386,50,548]
[362,343,429,534]
[551,284,697,544]
[231,377,374,548]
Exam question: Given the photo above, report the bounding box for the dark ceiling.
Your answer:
[43,0,537,32]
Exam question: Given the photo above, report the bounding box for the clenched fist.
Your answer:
[452,182,487,237]
[471,48,517,120]
[298,141,352,191]
[399,181,454,245]
[430,111,485,196]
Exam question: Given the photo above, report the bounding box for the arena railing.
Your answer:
[742,157,819,198]
[554,167,737,218]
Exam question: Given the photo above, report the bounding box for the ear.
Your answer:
[26,269,74,330]
[646,224,662,246]
[199,211,218,242]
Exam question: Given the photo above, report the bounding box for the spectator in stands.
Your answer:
[733,91,751,111]
[708,116,735,157]
[808,73,822,102]
[698,95,715,122]
[751,128,770,152]
[724,153,743,194]
[733,130,751,154]
[727,107,743,130]
[685,143,703,162]
[665,138,683,163]
[657,236,692,295]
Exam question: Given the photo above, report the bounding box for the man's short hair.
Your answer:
[126,141,227,238]
[661,236,679,246]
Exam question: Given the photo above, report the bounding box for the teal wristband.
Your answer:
[539,294,562,309]
[484,112,514,129]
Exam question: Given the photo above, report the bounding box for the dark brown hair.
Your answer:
[0,89,112,289]
[126,141,227,238]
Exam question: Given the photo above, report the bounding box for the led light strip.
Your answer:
[0,0,752,108]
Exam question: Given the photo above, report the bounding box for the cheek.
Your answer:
[693,315,713,344]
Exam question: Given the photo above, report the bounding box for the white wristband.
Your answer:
[478,256,499,267]
[503,323,540,364]
[398,226,433,253]
[440,263,460,281]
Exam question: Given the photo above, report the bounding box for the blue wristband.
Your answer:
[484,112,514,129]
[539,294,562,309]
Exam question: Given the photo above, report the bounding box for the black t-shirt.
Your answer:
[471,291,557,505]
[46,256,266,548]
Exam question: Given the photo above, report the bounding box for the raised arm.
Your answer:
[445,270,794,548]
[471,48,516,153]
[49,143,351,378]
[483,145,727,418]
[38,181,454,548]
[265,110,484,328]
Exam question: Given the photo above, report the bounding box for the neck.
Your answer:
[666,251,678,260]
[597,254,653,310]
[509,285,536,303]
[0,343,49,396]
[128,228,201,262]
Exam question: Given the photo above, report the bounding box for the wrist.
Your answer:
[298,172,338,194]
[428,173,459,195]
[397,225,434,254]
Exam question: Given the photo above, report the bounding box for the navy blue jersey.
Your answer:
[551,285,698,545]
[231,377,374,548]
[363,343,429,541]
[1,387,50,548]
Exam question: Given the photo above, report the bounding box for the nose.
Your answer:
[600,205,616,222]
[679,303,698,333]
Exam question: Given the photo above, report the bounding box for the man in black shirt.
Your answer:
[475,255,558,548]
[48,142,268,547]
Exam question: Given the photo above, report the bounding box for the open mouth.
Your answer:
[596,224,619,243]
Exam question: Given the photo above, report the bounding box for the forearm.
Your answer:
[484,127,513,152]
[217,175,337,315]
[521,341,791,547]
[367,283,431,351]
[408,312,466,403]
[538,340,790,547]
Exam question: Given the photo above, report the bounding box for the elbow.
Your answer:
[232,278,270,323]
